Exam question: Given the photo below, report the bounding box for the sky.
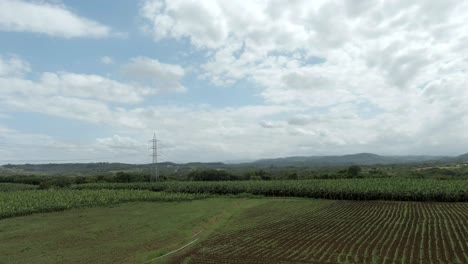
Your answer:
[1,0,468,164]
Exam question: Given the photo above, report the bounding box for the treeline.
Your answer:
[2,162,141,173]
[1,165,465,189]
[0,172,153,189]
[188,169,276,181]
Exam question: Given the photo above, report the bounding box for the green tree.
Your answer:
[287,172,298,180]
[347,165,362,178]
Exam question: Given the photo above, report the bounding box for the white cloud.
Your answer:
[0,56,187,108]
[0,73,150,104]
[100,56,114,65]
[122,57,186,93]
[137,0,468,158]
[3,1,468,164]
[0,0,111,38]
[0,55,30,76]
[96,135,144,151]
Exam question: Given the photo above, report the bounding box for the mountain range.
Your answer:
[2,153,468,174]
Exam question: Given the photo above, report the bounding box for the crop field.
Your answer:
[74,178,468,202]
[0,198,265,264]
[1,181,467,263]
[0,189,207,219]
[0,183,37,192]
[172,199,468,264]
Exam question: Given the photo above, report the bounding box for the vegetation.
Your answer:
[172,199,468,264]
[0,183,37,192]
[2,162,468,187]
[73,178,468,202]
[1,163,467,263]
[0,189,207,219]
[188,169,237,181]
[0,198,264,264]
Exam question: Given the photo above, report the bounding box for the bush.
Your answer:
[188,169,234,181]
[287,172,298,180]
[347,166,362,178]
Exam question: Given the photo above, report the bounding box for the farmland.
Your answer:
[0,183,37,192]
[1,177,467,263]
[172,199,468,264]
[1,195,466,264]
[73,178,468,202]
[0,198,265,264]
[0,185,468,263]
[0,189,207,219]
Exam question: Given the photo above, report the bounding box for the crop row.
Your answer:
[171,200,468,264]
[73,178,468,202]
[0,189,207,219]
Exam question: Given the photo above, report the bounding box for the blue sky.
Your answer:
[1,0,468,164]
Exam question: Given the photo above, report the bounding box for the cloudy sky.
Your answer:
[1,0,468,164]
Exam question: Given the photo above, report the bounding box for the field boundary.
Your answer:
[145,232,203,263]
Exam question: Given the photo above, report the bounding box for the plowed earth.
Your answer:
[171,200,468,264]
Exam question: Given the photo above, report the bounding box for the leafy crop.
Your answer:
[0,189,207,219]
[73,178,468,202]
[0,183,37,192]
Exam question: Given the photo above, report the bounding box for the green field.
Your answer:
[1,196,467,264]
[0,198,265,264]
[74,178,468,202]
[171,199,468,264]
[0,183,37,192]
[0,189,207,219]
[1,179,467,263]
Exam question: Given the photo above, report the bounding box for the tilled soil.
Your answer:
[171,200,468,264]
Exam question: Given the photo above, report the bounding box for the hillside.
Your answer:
[248,153,448,167]
[2,153,467,174]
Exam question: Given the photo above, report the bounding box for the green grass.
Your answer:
[73,178,468,202]
[0,189,208,219]
[0,198,266,264]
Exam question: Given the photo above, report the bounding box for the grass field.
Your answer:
[172,199,468,264]
[1,195,466,264]
[0,198,266,264]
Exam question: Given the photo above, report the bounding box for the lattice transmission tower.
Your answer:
[149,133,159,182]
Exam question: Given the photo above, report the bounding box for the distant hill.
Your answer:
[451,153,468,162]
[0,162,143,174]
[248,153,449,167]
[1,153,465,174]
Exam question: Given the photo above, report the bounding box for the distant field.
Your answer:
[0,183,37,192]
[0,189,207,219]
[172,199,468,264]
[74,178,468,202]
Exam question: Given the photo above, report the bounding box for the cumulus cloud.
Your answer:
[0,55,30,76]
[3,1,468,163]
[0,0,112,38]
[0,72,150,104]
[137,0,468,158]
[122,57,186,93]
[0,56,187,109]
